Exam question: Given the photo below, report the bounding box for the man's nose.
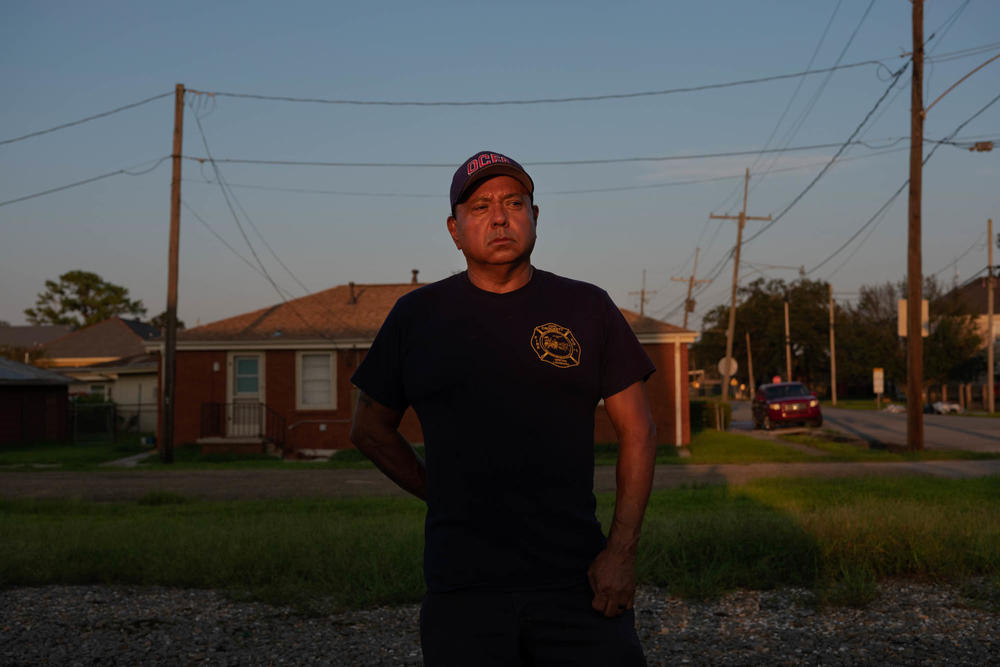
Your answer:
[490,204,508,226]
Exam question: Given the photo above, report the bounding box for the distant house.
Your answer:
[0,325,71,362]
[151,280,697,457]
[0,358,70,445]
[34,318,160,430]
[952,276,1000,390]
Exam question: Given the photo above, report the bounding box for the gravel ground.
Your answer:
[2,582,997,666]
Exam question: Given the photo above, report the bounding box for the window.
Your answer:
[89,385,106,399]
[297,352,336,409]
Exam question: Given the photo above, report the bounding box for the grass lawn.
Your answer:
[0,437,154,470]
[1,476,996,611]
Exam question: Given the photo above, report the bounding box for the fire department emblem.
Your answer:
[530,323,581,368]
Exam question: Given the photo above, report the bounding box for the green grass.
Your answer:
[0,437,154,469]
[2,476,996,610]
[781,433,1000,462]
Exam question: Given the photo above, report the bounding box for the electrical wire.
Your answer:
[0,156,170,208]
[930,230,987,278]
[0,92,172,147]
[188,59,888,108]
[806,90,1000,275]
[181,200,296,299]
[183,137,915,169]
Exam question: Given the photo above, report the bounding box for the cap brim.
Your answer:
[455,164,534,206]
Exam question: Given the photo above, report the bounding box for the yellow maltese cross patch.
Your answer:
[530,323,581,368]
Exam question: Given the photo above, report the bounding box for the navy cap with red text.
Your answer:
[450,150,534,213]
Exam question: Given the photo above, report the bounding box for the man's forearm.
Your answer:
[354,426,427,500]
[606,421,657,554]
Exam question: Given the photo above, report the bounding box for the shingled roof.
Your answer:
[0,358,71,385]
[43,318,160,360]
[178,283,423,342]
[176,282,695,344]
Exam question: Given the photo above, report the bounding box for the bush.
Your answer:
[690,400,732,432]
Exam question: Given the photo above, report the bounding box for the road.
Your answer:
[730,401,1000,452]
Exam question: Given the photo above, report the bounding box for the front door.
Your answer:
[229,354,263,437]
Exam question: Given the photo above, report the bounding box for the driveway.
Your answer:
[730,401,1000,452]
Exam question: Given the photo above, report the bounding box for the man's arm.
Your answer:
[587,380,657,618]
[349,391,427,501]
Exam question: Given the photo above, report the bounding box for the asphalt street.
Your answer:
[730,401,1000,452]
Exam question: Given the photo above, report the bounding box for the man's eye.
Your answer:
[507,200,523,208]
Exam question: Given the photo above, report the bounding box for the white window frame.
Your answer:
[296,351,337,410]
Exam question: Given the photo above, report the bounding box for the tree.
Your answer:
[692,277,832,389]
[24,270,146,329]
[149,310,185,331]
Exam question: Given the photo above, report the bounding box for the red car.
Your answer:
[752,382,823,430]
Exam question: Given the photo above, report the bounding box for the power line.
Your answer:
[181,199,296,298]
[806,90,1000,275]
[0,92,172,147]
[930,230,987,278]
[742,60,910,245]
[182,137,917,169]
[189,59,889,108]
[0,156,170,208]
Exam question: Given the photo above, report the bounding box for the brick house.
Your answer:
[152,280,696,456]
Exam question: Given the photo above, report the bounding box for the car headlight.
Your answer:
[809,399,818,407]
[769,404,780,410]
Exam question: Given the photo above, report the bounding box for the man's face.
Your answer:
[447,175,539,271]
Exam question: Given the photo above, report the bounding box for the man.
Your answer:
[350,150,657,666]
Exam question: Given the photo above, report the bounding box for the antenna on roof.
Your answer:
[412,269,419,284]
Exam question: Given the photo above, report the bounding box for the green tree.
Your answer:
[24,270,146,329]
[692,277,832,390]
[149,311,185,331]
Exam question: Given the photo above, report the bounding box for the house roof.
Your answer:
[173,281,696,346]
[71,353,159,374]
[43,317,161,359]
[0,325,72,348]
[620,309,694,336]
[178,283,423,342]
[0,358,71,385]
[952,276,1000,314]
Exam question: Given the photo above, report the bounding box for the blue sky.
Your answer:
[2,1,998,330]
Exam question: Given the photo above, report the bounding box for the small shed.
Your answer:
[0,358,71,445]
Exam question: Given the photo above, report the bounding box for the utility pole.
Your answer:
[710,168,772,402]
[672,247,711,329]
[784,300,792,382]
[162,83,184,464]
[988,217,995,413]
[829,283,837,406]
[906,0,925,449]
[745,331,755,395]
[629,269,656,316]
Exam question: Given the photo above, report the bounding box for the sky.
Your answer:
[1,0,998,332]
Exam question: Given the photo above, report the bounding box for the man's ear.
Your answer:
[446,216,462,250]
[532,204,539,226]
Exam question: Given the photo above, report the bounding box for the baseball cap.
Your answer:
[450,150,534,213]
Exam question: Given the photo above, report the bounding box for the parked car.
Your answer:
[752,382,823,430]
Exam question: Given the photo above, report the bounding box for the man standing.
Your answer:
[350,150,657,666]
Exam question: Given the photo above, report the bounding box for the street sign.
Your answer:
[873,367,884,395]
[717,356,738,377]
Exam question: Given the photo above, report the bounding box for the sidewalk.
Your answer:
[3,459,999,501]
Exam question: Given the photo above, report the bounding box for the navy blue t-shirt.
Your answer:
[350,269,655,593]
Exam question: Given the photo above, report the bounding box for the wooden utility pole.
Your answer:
[745,331,755,395]
[629,269,656,316]
[162,83,184,464]
[829,283,837,406]
[710,168,772,402]
[784,300,792,382]
[988,218,995,413]
[672,247,711,329]
[906,0,925,449]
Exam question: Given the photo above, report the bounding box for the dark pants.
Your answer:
[419,584,646,667]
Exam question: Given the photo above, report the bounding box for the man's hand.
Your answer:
[587,544,637,617]
[350,391,427,500]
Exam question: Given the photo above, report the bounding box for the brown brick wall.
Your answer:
[163,341,687,454]
[594,342,690,446]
